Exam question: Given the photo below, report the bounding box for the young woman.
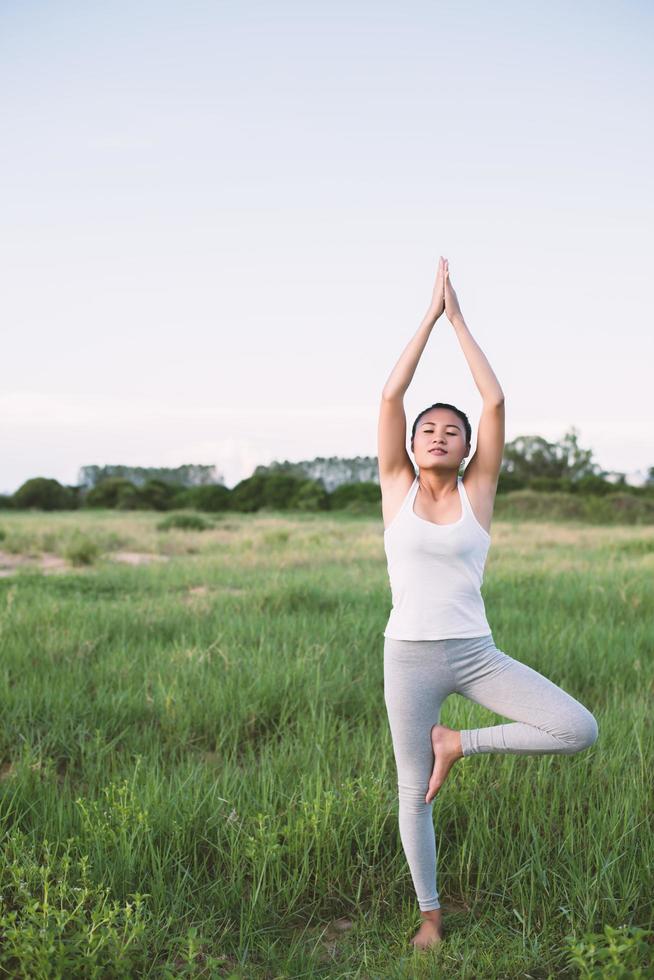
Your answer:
[377,256,598,950]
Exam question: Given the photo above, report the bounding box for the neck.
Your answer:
[417,470,459,498]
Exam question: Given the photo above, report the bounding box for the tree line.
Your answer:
[2,427,652,513]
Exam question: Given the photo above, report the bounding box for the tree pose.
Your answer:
[377,257,598,950]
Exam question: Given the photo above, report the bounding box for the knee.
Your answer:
[567,708,599,753]
[398,783,432,813]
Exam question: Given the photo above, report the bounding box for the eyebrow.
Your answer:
[421,422,460,429]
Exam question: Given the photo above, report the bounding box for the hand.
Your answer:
[427,256,446,320]
[443,258,464,324]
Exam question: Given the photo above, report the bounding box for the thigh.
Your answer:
[384,638,455,781]
[458,642,593,740]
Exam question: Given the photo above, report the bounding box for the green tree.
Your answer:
[84,478,138,509]
[13,477,75,511]
[501,426,605,483]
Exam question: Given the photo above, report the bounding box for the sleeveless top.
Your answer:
[383,472,492,641]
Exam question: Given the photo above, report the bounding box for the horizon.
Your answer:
[3,426,649,497]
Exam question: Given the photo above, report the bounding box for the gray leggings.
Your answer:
[383,632,599,911]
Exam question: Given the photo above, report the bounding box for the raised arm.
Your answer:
[378,258,445,480]
[443,258,505,487]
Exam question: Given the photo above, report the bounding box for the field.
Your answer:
[0,508,652,978]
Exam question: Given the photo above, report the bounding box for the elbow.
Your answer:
[485,394,505,408]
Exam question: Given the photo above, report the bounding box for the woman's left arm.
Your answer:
[443,258,505,484]
[443,259,504,405]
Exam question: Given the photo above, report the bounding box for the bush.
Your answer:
[134,479,179,511]
[497,472,527,493]
[84,478,139,509]
[156,512,213,531]
[173,483,230,512]
[494,490,654,525]
[63,533,101,566]
[0,827,151,976]
[292,479,329,512]
[528,476,567,493]
[329,481,381,510]
[573,474,618,496]
[564,923,652,977]
[230,474,307,512]
[13,478,75,511]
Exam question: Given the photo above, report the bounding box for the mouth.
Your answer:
[429,449,447,455]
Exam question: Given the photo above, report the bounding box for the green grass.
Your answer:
[0,510,652,977]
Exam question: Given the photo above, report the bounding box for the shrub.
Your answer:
[329,481,381,510]
[156,513,212,531]
[13,478,75,511]
[84,478,138,509]
[231,473,306,512]
[573,474,618,496]
[63,533,101,566]
[173,484,230,512]
[292,480,329,511]
[0,827,151,976]
[564,923,652,977]
[134,479,178,512]
[497,471,527,493]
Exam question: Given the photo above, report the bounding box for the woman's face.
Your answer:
[411,409,469,470]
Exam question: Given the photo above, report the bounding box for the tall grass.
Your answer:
[0,510,652,977]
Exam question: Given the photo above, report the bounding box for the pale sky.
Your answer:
[2,0,652,494]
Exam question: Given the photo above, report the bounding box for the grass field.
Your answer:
[0,509,652,978]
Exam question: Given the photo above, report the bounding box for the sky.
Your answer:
[2,0,653,494]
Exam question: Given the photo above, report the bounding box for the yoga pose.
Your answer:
[377,257,598,950]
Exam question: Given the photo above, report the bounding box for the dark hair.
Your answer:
[410,402,472,449]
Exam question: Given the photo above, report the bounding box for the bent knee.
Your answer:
[567,709,599,753]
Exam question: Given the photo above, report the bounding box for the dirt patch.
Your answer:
[181,584,247,606]
[0,550,70,577]
[109,551,170,566]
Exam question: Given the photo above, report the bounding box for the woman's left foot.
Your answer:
[426,724,463,803]
[410,916,443,949]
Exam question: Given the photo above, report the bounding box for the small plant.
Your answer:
[0,827,151,975]
[62,533,100,566]
[564,923,652,978]
[156,513,212,531]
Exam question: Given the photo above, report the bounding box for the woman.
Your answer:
[378,256,598,950]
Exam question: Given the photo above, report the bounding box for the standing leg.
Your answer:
[383,637,456,912]
[453,637,599,757]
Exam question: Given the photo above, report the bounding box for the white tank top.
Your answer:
[383,472,492,641]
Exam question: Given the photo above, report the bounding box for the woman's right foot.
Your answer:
[410,910,443,949]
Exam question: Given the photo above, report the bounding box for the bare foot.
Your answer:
[426,724,463,803]
[410,909,443,949]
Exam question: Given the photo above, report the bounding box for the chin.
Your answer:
[428,456,458,467]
